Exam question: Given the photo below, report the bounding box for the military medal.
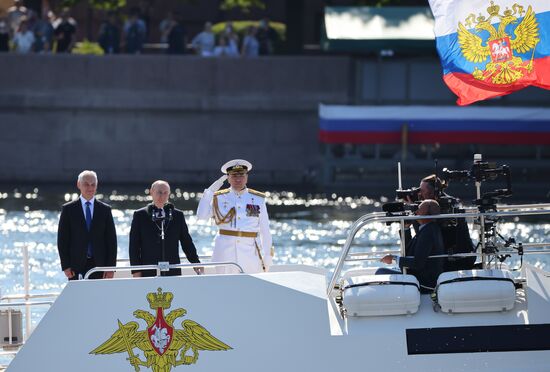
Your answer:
[246,204,260,217]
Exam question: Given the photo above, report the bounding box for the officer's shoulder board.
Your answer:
[214,188,231,196]
[248,188,266,198]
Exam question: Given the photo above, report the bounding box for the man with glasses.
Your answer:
[197,159,273,273]
[378,199,445,292]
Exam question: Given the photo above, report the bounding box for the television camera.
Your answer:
[440,158,513,256]
[441,160,512,212]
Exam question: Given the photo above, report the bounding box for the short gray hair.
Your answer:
[77,170,98,183]
[150,180,170,191]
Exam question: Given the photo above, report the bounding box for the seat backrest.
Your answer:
[436,269,516,313]
[342,273,420,317]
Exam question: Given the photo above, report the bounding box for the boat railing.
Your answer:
[0,243,62,350]
[327,204,550,297]
[114,255,212,265]
[345,248,550,262]
[83,261,244,279]
[0,299,55,350]
[0,254,224,352]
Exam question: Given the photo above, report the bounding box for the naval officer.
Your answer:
[196,159,273,273]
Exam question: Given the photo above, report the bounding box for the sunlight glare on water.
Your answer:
[1,189,550,366]
[1,191,549,296]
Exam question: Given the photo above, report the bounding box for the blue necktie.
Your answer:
[85,201,93,257]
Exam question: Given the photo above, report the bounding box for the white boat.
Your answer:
[3,203,550,371]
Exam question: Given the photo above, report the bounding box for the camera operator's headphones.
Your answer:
[422,174,448,195]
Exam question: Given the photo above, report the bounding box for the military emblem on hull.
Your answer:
[90,288,232,371]
[458,1,540,84]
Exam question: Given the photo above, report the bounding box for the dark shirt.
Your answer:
[412,215,476,272]
[257,26,278,55]
[55,21,76,53]
[0,33,8,52]
[125,20,144,54]
[167,23,186,54]
[399,222,445,291]
[98,21,120,54]
[0,18,9,51]
[33,35,47,52]
[440,218,476,271]
[32,19,54,45]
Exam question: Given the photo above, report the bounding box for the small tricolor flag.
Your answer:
[428,0,550,105]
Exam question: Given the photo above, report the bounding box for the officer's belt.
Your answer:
[219,229,258,238]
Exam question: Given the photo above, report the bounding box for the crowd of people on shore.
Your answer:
[0,0,77,53]
[187,18,278,57]
[0,0,279,56]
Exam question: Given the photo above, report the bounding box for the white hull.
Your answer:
[7,264,550,372]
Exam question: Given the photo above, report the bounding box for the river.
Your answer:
[1,186,549,366]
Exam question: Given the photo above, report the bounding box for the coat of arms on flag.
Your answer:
[429,0,550,105]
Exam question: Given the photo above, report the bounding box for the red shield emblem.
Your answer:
[489,37,512,63]
[147,307,174,355]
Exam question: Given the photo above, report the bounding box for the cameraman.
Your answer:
[409,175,476,271]
[379,199,445,292]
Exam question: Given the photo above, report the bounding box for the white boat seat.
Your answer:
[436,269,516,314]
[340,267,380,282]
[342,273,420,317]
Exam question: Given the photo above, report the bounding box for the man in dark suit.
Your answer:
[129,180,202,277]
[379,199,445,292]
[57,170,118,280]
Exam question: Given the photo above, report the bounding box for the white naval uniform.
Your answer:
[196,187,272,273]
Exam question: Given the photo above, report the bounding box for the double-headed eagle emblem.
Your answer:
[458,1,540,84]
[90,288,232,371]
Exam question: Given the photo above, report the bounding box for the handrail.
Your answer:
[347,245,550,259]
[327,212,386,296]
[326,207,550,297]
[83,262,244,279]
[0,301,55,307]
[496,203,550,210]
[344,250,550,263]
[0,300,55,348]
[1,293,60,301]
[115,255,212,264]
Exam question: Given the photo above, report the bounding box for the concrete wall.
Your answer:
[0,54,352,186]
[1,53,549,188]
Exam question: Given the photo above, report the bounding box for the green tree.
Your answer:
[354,0,428,5]
[58,0,269,12]
[219,0,265,12]
[59,0,126,10]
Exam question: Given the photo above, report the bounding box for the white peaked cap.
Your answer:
[221,159,253,174]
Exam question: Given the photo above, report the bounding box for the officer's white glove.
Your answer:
[207,175,228,192]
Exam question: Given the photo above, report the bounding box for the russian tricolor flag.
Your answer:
[429,0,550,105]
[319,105,550,144]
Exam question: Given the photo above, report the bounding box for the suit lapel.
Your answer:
[91,200,101,232]
[146,204,154,218]
[407,236,417,256]
[408,227,425,256]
